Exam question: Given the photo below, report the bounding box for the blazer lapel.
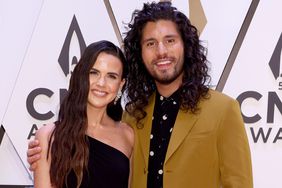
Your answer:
[136,93,156,168]
[165,110,199,163]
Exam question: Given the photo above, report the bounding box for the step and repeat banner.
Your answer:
[0,0,281,187]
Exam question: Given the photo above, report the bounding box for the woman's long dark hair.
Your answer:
[48,40,128,187]
[123,2,210,127]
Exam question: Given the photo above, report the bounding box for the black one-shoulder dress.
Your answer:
[64,136,129,188]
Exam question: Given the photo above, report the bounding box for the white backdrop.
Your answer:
[0,0,281,187]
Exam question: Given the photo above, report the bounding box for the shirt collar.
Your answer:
[155,88,181,106]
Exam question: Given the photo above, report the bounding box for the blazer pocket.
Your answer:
[187,130,215,140]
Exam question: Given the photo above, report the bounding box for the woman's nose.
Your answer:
[96,76,106,86]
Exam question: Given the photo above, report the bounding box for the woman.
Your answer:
[34,40,134,188]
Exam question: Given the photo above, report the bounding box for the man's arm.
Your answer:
[27,139,42,171]
[33,124,54,187]
[218,99,253,188]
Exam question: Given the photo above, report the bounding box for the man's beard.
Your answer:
[152,67,183,85]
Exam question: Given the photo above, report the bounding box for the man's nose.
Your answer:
[156,42,168,57]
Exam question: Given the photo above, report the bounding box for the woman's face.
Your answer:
[87,52,125,109]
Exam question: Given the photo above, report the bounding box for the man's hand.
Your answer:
[27,139,42,171]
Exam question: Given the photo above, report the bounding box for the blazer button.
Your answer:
[144,168,147,174]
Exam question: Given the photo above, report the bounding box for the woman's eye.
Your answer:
[90,70,98,75]
[108,74,117,79]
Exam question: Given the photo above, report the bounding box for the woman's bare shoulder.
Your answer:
[119,122,134,145]
[119,122,134,134]
[35,124,55,142]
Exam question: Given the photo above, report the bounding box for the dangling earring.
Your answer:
[114,90,122,105]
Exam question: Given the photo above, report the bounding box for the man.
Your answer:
[27,2,253,187]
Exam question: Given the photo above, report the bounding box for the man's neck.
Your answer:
[155,71,183,97]
[156,82,181,97]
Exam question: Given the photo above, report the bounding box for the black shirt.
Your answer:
[147,90,180,188]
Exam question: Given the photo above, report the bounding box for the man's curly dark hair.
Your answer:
[123,1,210,127]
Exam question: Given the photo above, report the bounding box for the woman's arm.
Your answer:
[126,123,134,188]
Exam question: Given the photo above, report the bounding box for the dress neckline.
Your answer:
[86,135,129,160]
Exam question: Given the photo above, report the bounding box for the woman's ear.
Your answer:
[119,78,126,90]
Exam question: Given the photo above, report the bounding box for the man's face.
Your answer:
[141,20,184,85]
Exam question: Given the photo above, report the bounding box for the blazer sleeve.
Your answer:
[218,99,253,188]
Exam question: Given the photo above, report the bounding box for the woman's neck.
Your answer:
[87,105,109,128]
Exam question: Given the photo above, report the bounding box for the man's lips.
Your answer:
[153,58,175,70]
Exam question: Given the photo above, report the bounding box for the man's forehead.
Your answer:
[141,20,180,40]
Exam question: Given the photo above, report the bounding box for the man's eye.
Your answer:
[167,38,175,44]
[146,41,156,47]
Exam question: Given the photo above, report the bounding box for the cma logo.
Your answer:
[237,33,282,143]
[58,15,86,77]
[26,15,86,138]
[269,33,282,84]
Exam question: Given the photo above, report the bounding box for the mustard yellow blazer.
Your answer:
[123,89,253,188]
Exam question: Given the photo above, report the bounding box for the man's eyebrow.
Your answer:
[142,34,179,42]
[164,34,179,38]
[141,38,156,44]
